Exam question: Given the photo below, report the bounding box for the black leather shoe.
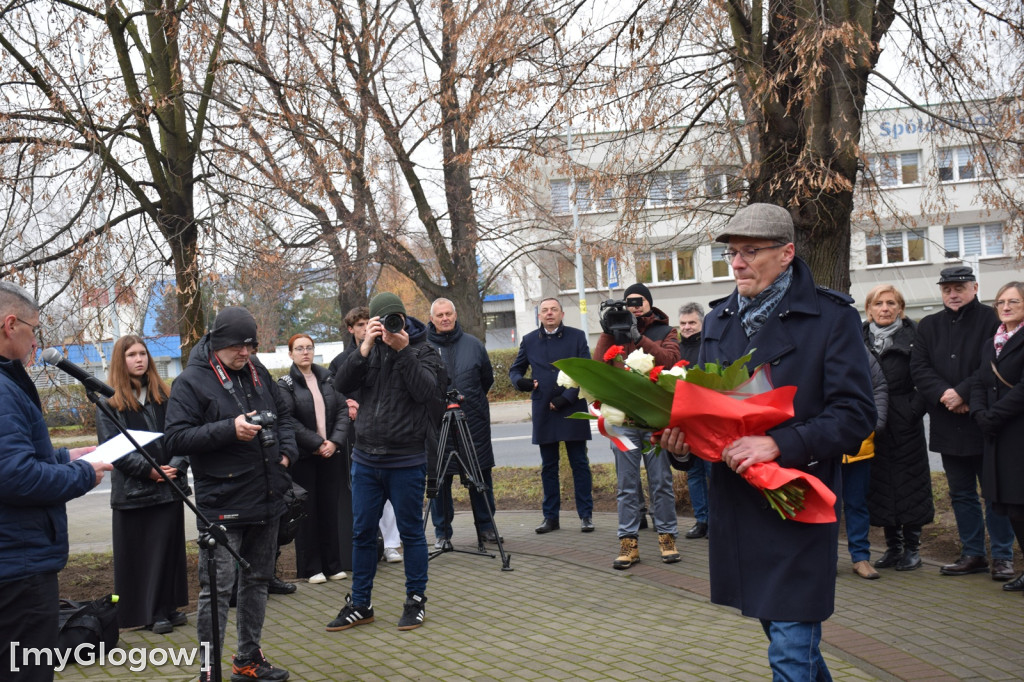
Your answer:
[479,529,504,543]
[580,517,595,532]
[268,576,298,594]
[150,620,173,634]
[535,518,560,534]
[940,554,989,576]
[685,521,708,539]
[991,558,1016,581]
[895,551,922,571]
[1002,572,1024,591]
[167,610,188,627]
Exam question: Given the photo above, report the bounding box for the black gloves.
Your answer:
[973,409,1000,437]
[515,377,535,391]
[628,321,642,344]
[550,395,570,411]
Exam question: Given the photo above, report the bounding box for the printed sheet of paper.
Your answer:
[79,430,162,463]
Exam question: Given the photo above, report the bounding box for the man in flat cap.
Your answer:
[328,292,444,633]
[164,306,297,681]
[911,266,1015,580]
[657,203,875,680]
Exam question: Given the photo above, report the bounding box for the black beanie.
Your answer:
[624,283,653,306]
[210,307,259,350]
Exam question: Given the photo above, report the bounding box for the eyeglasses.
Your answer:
[15,317,42,335]
[995,298,1023,308]
[720,244,785,263]
[292,346,315,353]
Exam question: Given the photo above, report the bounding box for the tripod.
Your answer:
[424,393,512,571]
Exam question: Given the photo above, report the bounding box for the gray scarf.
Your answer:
[738,266,793,338]
[868,317,902,354]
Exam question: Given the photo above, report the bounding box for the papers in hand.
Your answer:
[80,430,163,463]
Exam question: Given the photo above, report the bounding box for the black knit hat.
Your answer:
[210,307,258,350]
[624,282,653,305]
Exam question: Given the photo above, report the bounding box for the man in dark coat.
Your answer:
[164,306,296,681]
[425,298,499,547]
[910,266,1015,580]
[0,282,110,682]
[509,297,594,533]
[658,204,875,681]
[677,301,710,540]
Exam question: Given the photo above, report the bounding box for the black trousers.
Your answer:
[0,571,59,682]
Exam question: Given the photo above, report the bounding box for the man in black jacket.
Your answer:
[164,307,296,682]
[327,292,444,633]
[910,266,1015,580]
[677,301,710,540]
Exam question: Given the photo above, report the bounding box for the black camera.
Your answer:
[246,410,277,448]
[381,312,405,334]
[445,388,464,404]
[600,299,635,336]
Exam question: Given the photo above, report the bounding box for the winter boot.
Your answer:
[896,525,922,571]
[613,536,640,570]
[874,526,903,569]
[658,534,681,564]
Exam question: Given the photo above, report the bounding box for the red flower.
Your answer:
[649,365,664,381]
[673,359,690,368]
[603,345,625,362]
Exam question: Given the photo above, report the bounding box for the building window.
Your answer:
[704,167,743,200]
[644,171,689,207]
[551,178,614,215]
[866,230,926,265]
[634,249,697,284]
[938,146,995,182]
[710,244,732,278]
[551,179,570,215]
[556,254,598,291]
[864,152,920,187]
[943,223,1004,258]
[484,311,516,329]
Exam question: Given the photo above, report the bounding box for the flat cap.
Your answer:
[937,266,976,284]
[715,203,795,244]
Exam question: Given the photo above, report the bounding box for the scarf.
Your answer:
[994,323,1021,358]
[738,266,793,338]
[869,317,903,354]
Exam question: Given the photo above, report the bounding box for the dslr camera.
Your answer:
[380,312,405,334]
[246,410,277,448]
[599,299,635,336]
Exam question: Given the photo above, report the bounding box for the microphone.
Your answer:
[41,348,115,398]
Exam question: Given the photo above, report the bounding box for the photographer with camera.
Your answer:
[327,292,445,633]
[594,283,682,570]
[164,307,297,682]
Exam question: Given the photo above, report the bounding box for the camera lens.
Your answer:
[382,313,404,334]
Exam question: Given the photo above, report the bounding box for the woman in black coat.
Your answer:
[971,281,1024,591]
[863,284,933,572]
[96,335,189,633]
[277,333,351,583]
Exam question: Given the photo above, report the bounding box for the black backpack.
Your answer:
[58,595,119,654]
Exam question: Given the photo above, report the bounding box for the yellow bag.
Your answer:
[842,432,875,464]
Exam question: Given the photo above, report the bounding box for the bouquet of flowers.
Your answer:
[554,347,837,523]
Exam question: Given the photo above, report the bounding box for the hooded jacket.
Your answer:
[163,334,297,526]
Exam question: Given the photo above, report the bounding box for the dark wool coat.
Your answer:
[699,257,875,623]
[971,329,1024,506]
[426,321,495,470]
[509,323,592,445]
[910,297,999,456]
[164,335,297,527]
[863,320,933,527]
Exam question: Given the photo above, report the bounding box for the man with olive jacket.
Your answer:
[164,306,296,682]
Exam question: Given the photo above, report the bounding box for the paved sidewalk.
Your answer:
[55,509,1023,681]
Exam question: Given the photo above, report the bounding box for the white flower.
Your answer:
[579,387,596,403]
[664,365,687,378]
[601,404,627,426]
[556,370,579,390]
[624,349,655,374]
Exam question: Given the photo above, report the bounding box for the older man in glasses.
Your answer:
[658,203,875,682]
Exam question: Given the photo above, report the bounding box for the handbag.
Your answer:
[58,595,119,654]
[277,478,309,546]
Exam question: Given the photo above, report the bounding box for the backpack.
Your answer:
[58,595,119,654]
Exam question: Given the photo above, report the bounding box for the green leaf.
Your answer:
[554,358,671,428]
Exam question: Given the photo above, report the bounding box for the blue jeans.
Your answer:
[430,468,496,540]
[760,620,832,682]
[841,459,871,563]
[686,457,712,524]
[613,429,677,536]
[197,519,278,664]
[351,461,428,606]
[539,441,593,520]
[941,453,1015,559]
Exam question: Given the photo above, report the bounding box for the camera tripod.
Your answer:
[424,394,512,571]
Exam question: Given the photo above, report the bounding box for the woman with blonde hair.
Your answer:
[862,284,933,572]
[97,335,189,633]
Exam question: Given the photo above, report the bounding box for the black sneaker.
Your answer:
[230,649,289,681]
[325,594,374,631]
[397,593,427,630]
[168,610,188,627]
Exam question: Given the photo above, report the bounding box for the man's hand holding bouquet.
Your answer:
[554,348,837,522]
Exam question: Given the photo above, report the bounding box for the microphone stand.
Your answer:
[87,388,247,682]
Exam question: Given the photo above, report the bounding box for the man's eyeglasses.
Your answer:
[995,298,1023,308]
[292,346,315,353]
[720,244,786,263]
[15,317,42,335]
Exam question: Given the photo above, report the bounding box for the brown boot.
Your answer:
[658,533,681,564]
[613,536,639,570]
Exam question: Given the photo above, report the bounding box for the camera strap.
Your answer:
[209,353,264,415]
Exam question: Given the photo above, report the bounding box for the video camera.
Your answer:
[245,410,277,448]
[600,299,635,337]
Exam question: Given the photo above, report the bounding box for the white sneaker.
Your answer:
[307,573,327,584]
[433,539,446,550]
[327,571,348,580]
[383,548,403,563]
